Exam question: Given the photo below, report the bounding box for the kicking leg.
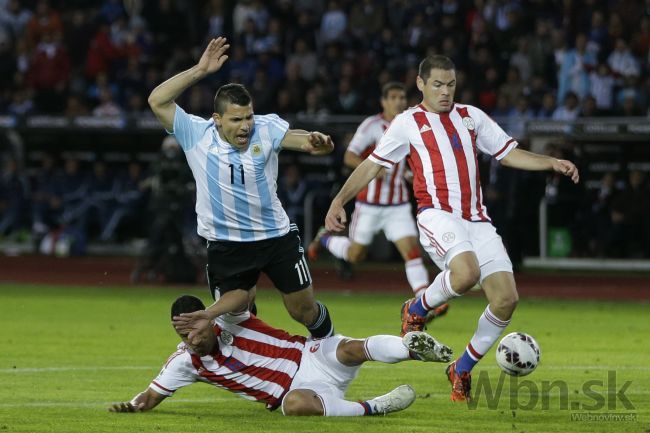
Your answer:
[282,286,334,339]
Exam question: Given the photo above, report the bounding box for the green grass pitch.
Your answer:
[1,284,648,433]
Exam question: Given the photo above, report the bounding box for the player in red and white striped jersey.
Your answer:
[325,55,579,403]
[308,83,436,301]
[109,295,453,416]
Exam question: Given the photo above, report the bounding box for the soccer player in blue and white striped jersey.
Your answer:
[147,37,335,342]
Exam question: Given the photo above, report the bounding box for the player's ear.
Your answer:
[416,76,425,92]
[212,113,222,127]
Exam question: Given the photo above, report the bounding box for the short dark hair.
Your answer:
[171,295,205,320]
[381,82,406,99]
[418,55,456,82]
[214,83,252,115]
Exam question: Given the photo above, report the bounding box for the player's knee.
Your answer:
[491,291,519,318]
[336,339,365,366]
[452,266,481,293]
[282,391,323,416]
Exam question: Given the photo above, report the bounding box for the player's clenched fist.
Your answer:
[325,199,347,232]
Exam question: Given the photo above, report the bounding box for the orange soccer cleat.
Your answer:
[307,227,329,261]
[446,360,472,402]
[399,298,427,336]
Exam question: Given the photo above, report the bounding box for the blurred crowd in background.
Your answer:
[1,0,650,119]
[1,0,650,271]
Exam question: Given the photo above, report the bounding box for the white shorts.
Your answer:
[288,335,360,399]
[349,202,418,246]
[417,208,512,282]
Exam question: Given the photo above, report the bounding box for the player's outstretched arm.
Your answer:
[500,148,579,183]
[148,37,230,131]
[325,159,384,232]
[280,130,334,155]
[109,388,167,413]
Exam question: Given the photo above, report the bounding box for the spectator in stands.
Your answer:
[64,94,89,117]
[557,33,597,102]
[553,91,580,120]
[589,63,615,114]
[31,153,61,238]
[609,170,650,258]
[0,157,29,237]
[25,0,62,50]
[608,38,640,81]
[92,87,122,117]
[59,157,90,228]
[537,91,557,118]
[320,0,347,44]
[7,87,34,116]
[27,32,70,112]
[286,38,317,82]
[579,95,599,117]
[100,161,147,241]
[84,160,117,238]
[588,172,618,257]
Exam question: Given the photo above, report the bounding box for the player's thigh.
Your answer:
[382,204,419,247]
[290,336,361,396]
[349,203,380,246]
[469,222,514,282]
[262,228,313,294]
[416,209,473,270]
[206,240,260,300]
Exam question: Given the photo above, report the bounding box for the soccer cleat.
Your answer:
[446,360,472,402]
[307,226,329,261]
[366,384,416,415]
[403,331,453,362]
[400,298,427,336]
[425,302,449,324]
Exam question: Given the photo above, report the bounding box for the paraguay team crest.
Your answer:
[251,143,262,156]
[462,117,475,130]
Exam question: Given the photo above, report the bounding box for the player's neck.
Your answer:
[381,112,396,122]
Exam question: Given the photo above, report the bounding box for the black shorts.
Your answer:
[205,226,312,299]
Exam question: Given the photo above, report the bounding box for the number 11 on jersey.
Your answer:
[229,164,245,184]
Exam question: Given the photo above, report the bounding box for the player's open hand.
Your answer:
[305,131,334,155]
[173,310,211,344]
[325,200,347,232]
[552,159,579,183]
[197,37,230,75]
[108,401,145,413]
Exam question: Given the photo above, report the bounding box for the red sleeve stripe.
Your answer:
[151,381,174,394]
[369,152,396,166]
[494,138,516,159]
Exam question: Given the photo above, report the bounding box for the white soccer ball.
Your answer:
[495,332,541,376]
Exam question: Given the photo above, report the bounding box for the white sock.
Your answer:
[405,258,429,297]
[363,335,410,363]
[326,236,350,260]
[467,305,510,359]
[420,270,460,311]
[318,393,365,416]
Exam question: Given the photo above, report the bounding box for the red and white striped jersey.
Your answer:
[368,103,518,222]
[149,312,306,410]
[347,114,410,206]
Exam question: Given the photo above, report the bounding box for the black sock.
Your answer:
[306,301,334,338]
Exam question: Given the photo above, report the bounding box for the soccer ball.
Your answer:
[495,332,541,377]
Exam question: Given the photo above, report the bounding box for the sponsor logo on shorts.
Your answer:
[442,232,456,243]
[309,343,320,353]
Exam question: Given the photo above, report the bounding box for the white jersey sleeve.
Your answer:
[368,114,410,168]
[149,345,197,396]
[170,105,213,152]
[260,114,289,152]
[469,106,517,160]
[347,116,378,156]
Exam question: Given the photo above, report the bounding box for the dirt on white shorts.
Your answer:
[349,202,418,246]
[288,335,360,400]
[416,208,513,282]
